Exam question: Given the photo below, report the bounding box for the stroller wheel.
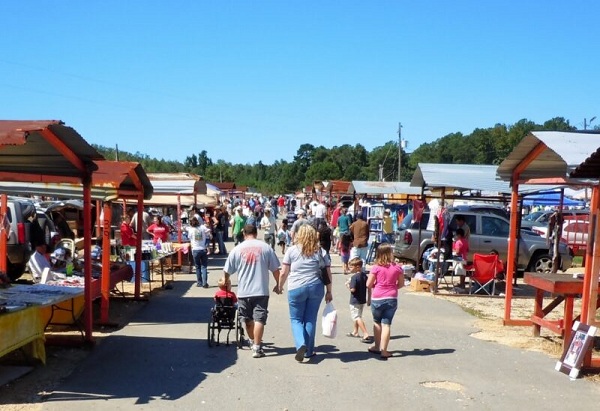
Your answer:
[207,320,215,347]
[235,310,244,349]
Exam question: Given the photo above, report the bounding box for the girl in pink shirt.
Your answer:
[366,243,403,359]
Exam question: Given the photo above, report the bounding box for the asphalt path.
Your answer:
[42,233,600,410]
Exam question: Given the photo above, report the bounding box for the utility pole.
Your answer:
[397,122,402,181]
[379,164,384,181]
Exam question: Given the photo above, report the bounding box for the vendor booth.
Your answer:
[0,160,154,325]
[496,131,599,369]
[408,163,570,292]
[0,120,103,356]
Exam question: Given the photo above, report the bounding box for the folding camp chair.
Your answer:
[469,253,498,296]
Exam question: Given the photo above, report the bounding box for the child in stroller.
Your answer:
[207,278,244,347]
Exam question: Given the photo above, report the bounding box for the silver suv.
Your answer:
[393,206,573,273]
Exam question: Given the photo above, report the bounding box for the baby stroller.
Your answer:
[207,296,245,348]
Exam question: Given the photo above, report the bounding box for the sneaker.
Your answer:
[246,339,254,348]
[196,283,202,287]
[295,345,307,362]
[202,284,209,288]
[252,345,265,358]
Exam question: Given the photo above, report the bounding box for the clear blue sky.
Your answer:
[2,1,599,165]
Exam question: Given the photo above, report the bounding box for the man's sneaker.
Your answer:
[295,345,307,362]
[246,339,254,348]
[252,344,265,358]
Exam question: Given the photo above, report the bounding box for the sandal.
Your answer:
[380,351,392,359]
[360,336,373,343]
[346,332,360,338]
[368,347,380,354]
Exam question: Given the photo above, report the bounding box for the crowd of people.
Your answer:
[202,194,406,362]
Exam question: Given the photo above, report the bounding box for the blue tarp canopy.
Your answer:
[522,192,585,207]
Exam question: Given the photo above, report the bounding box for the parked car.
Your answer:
[393,206,573,273]
[5,198,55,281]
[531,218,589,255]
[520,209,589,231]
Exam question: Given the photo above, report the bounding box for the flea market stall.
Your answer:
[408,163,565,292]
[0,120,103,360]
[140,173,213,270]
[0,160,154,325]
[496,131,599,368]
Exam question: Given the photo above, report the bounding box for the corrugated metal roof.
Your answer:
[0,160,153,200]
[148,173,207,195]
[324,180,351,193]
[570,147,600,179]
[350,181,423,195]
[212,182,236,190]
[411,163,564,195]
[0,120,102,178]
[497,131,600,181]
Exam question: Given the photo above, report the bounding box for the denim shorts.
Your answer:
[370,298,398,325]
[238,296,269,325]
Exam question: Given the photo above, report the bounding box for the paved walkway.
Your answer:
[41,235,600,410]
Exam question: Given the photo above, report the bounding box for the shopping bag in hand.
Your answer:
[321,302,337,338]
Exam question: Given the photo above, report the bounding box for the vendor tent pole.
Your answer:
[177,194,182,267]
[134,194,143,299]
[100,201,112,324]
[504,141,546,326]
[0,194,7,274]
[83,178,94,343]
[581,186,600,326]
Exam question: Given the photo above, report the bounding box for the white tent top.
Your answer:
[497,131,600,183]
[349,181,423,195]
[411,163,566,195]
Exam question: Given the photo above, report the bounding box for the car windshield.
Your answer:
[523,211,545,222]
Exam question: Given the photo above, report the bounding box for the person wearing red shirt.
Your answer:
[147,215,169,244]
[120,215,137,246]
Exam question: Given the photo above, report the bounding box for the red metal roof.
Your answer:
[0,120,102,180]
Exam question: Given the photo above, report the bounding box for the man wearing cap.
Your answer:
[290,208,309,243]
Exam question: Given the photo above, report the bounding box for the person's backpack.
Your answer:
[246,215,256,227]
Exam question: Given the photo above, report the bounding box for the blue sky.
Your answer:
[2,1,599,165]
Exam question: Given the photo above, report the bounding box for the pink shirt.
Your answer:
[453,238,469,261]
[370,263,403,300]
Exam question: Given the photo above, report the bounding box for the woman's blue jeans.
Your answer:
[287,282,325,356]
[192,249,208,285]
[215,230,227,254]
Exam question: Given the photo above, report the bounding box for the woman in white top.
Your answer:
[187,216,211,288]
[260,208,277,250]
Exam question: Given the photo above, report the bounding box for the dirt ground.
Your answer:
[1,269,599,410]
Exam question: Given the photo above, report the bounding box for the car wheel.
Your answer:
[530,254,553,273]
[419,246,434,271]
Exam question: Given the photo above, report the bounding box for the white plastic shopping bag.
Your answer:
[321,302,337,338]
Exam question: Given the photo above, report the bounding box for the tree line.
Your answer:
[93,117,582,194]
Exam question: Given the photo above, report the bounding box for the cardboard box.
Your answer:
[410,278,432,292]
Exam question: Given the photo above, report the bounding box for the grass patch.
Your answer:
[459,305,488,319]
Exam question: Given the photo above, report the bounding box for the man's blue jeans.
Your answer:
[192,249,208,285]
[287,282,325,356]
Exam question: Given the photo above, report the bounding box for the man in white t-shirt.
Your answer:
[223,225,281,359]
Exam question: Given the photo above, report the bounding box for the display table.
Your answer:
[146,251,178,289]
[523,272,600,348]
[0,306,46,364]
